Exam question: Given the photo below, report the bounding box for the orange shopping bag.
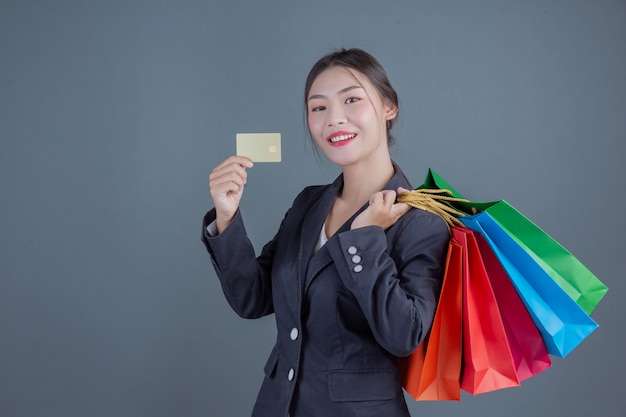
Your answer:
[400,237,463,400]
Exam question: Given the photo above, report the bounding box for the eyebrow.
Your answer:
[307,85,364,102]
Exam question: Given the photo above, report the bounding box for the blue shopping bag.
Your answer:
[461,213,598,358]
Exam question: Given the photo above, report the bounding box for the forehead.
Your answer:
[308,66,375,97]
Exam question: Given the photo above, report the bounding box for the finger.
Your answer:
[393,201,411,214]
[211,158,251,177]
[211,172,246,191]
[381,190,397,207]
[391,202,412,218]
[210,168,249,195]
[210,173,247,195]
[210,163,248,182]
[210,158,253,185]
[210,160,250,185]
[397,186,411,196]
[214,155,254,171]
[369,191,384,206]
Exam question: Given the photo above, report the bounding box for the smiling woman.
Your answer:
[304,48,400,145]
[202,48,450,417]
[305,66,397,174]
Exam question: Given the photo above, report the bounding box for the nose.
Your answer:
[327,105,347,127]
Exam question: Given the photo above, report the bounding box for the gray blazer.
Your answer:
[202,165,449,417]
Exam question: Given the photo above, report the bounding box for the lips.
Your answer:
[327,131,357,146]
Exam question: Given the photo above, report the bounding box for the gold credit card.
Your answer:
[236,133,282,162]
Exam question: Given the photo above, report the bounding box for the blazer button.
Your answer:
[351,255,361,264]
[290,327,299,341]
[347,246,358,255]
[353,265,363,273]
[288,368,295,381]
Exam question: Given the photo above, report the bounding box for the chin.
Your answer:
[324,155,360,167]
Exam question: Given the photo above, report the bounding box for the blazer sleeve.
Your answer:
[201,208,277,319]
[325,209,450,357]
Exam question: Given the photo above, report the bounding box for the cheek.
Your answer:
[307,116,328,148]
[307,113,323,135]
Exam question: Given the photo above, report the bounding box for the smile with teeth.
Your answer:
[329,133,356,143]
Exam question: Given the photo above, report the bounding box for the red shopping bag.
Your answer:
[401,237,463,400]
[474,232,552,381]
[454,227,520,395]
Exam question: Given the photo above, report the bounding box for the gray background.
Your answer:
[1,0,624,416]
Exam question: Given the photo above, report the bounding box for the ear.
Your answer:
[383,101,398,121]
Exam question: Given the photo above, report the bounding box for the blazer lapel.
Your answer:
[304,244,333,292]
[298,175,342,292]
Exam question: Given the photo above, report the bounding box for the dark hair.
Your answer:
[304,48,400,145]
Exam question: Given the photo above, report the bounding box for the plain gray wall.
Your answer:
[1,0,625,416]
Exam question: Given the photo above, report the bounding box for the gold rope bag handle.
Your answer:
[397,189,469,230]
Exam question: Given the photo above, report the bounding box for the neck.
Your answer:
[339,152,395,206]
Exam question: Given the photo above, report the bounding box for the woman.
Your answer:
[202,48,450,417]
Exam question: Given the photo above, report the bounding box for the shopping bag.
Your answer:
[454,227,520,395]
[461,214,598,357]
[395,168,609,400]
[473,231,552,381]
[420,169,607,315]
[400,237,463,401]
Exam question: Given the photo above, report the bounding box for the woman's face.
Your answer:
[306,66,397,168]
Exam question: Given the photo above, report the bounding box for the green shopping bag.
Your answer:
[418,169,607,315]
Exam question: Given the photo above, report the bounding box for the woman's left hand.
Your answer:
[351,187,412,231]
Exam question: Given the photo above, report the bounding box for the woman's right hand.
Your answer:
[209,155,254,233]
